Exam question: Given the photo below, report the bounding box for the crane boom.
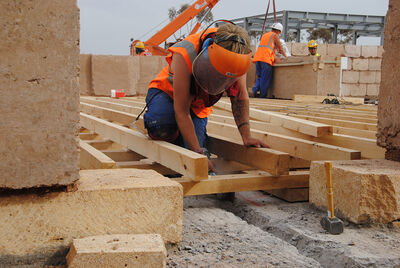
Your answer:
[131,0,220,56]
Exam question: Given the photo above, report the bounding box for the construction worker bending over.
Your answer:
[252,23,287,98]
[143,23,268,172]
[308,40,320,56]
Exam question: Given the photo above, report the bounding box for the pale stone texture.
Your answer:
[310,159,400,224]
[290,43,308,56]
[342,71,360,84]
[362,46,379,58]
[342,84,366,97]
[67,234,166,268]
[0,169,182,266]
[344,45,361,57]
[352,59,369,71]
[367,84,380,96]
[377,0,400,158]
[327,44,345,57]
[131,56,165,96]
[369,58,382,71]
[378,45,385,57]
[79,54,93,95]
[316,44,327,56]
[0,0,79,188]
[359,71,377,84]
[92,55,134,96]
[376,71,382,84]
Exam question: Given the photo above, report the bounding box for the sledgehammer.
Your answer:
[320,161,344,235]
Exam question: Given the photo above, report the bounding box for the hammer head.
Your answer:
[320,216,344,235]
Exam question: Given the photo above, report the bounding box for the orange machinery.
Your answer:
[130,0,219,56]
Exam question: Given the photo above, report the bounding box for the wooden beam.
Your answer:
[116,160,178,175]
[213,100,333,137]
[175,171,309,196]
[207,121,361,161]
[85,139,123,150]
[207,134,289,176]
[101,149,146,162]
[79,140,116,169]
[293,94,364,104]
[79,132,99,140]
[80,113,208,180]
[333,126,377,139]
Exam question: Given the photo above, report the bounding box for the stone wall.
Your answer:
[377,0,400,160]
[0,0,80,188]
[80,55,165,96]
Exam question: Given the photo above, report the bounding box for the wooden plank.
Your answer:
[80,113,208,180]
[287,114,377,131]
[279,110,377,124]
[85,139,123,150]
[175,171,309,196]
[207,134,289,176]
[207,120,361,161]
[213,100,333,137]
[116,160,178,175]
[266,188,309,202]
[79,140,116,169]
[101,149,146,162]
[293,94,364,104]
[333,126,377,139]
[79,132,99,140]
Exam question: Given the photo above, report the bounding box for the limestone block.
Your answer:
[352,59,369,71]
[291,43,308,56]
[130,56,165,96]
[342,84,366,97]
[378,46,384,58]
[376,71,381,84]
[310,159,400,224]
[327,44,345,57]
[342,71,360,84]
[368,58,382,71]
[67,234,166,268]
[317,44,327,56]
[367,84,380,96]
[0,0,80,188]
[246,62,256,91]
[344,45,361,57]
[0,169,182,265]
[79,54,93,96]
[361,46,379,58]
[377,0,400,150]
[316,63,340,96]
[359,71,377,84]
[92,55,135,96]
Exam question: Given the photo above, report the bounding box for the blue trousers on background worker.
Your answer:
[144,88,208,148]
[252,61,273,98]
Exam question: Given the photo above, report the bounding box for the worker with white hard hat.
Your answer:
[252,22,287,98]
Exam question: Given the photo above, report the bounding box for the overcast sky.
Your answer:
[78,0,389,55]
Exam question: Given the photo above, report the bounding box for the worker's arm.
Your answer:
[274,35,287,58]
[171,53,199,151]
[230,76,269,148]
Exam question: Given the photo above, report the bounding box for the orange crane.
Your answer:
[130,0,220,56]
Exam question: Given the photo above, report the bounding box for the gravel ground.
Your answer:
[167,192,400,268]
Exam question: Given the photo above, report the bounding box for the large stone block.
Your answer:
[0,169,182,266]
[361,46,379,58]
[316,44,327,56]
[130,56,165,96]
[342,83,366,97]
[291,43,308,56]
[342,71,360,84]
[0,0,80,188]
[344,45,361,57]
[79,54,93,95]
[359,71,377,84]
[367,84,380,96]
[352,59,369,71]
[67,234,166,268]
[92,55,134,96]
[377,0,400,151]
[310,159,400,224]
[327,44,345,57]
[368,58,382,71]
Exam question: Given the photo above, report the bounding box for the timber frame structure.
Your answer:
[79,96,382,200]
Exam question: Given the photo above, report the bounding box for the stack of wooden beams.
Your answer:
[79,96,383,198]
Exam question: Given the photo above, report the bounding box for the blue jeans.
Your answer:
[143,88,208,148]
[252,61,273,98]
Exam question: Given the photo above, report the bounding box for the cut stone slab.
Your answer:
[309,159,400,224]
[67,234,166,268]
[0,169,182,266]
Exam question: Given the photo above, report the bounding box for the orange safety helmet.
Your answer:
[192,40,251,95]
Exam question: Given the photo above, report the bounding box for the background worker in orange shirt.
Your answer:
[142,23,268,172]
[308,40,320,56]
[252,22,287,98]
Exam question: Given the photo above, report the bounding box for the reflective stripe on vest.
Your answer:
[253,32,277,65]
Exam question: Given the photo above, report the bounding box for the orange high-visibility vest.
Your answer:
[253,32,278,66]
[148,28,218,118]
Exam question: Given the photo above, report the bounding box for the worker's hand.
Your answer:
[243,136,269,148]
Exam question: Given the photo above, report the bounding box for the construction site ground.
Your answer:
[167,193,400,267]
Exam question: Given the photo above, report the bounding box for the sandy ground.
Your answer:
[167,192,400,268]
